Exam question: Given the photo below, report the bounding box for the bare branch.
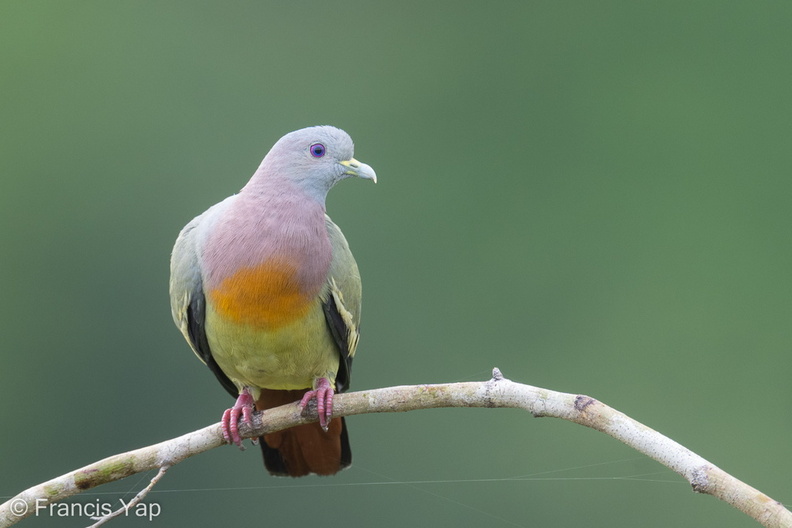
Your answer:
[0,369,789,528]
[85,465,169,527]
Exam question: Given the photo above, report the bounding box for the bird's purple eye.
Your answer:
[310,143,326,158]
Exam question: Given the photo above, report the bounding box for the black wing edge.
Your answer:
[260,442,290,476]
[322,297,354,393]
[186,290,238,398]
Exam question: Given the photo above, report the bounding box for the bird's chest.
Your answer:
[202,203,333,330]
[203,247,336,391]
[207,256,323,329]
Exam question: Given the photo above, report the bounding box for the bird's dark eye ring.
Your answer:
[310,143,326,158]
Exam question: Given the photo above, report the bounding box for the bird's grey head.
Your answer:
[254,125,377,203]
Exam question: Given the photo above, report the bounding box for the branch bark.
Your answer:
[1,369,789,527]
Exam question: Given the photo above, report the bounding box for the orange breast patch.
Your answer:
[208,260,315,328]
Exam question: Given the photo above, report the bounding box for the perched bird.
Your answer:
[169,126,376,476]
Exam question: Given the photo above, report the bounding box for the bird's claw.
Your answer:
[222,389,255,449]
[299,378,334,431]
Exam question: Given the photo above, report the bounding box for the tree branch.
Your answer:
[1,369,789,527]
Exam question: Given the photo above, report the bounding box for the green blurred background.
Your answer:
[1,2,790,527]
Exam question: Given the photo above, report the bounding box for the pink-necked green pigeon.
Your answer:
[169,126,376,476]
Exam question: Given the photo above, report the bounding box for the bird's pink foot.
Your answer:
[299,378,335,431]
[222,388,255,448]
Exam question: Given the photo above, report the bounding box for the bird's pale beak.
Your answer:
[340,158,377,183]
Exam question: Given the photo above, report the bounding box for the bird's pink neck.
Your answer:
[202,180,332,299]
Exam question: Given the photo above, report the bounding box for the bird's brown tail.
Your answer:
[255,389,351,477]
